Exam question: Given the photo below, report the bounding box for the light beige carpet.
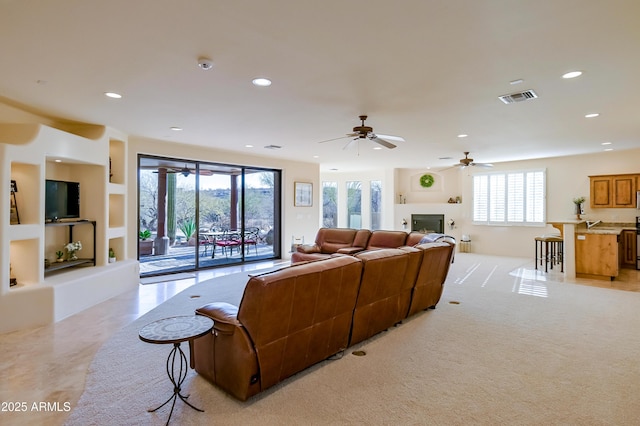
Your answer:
[66,254,640,425]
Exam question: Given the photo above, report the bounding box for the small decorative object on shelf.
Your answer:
[573,196,585,220]
[109,248,116,263]
[65,241,82,261]
[10,179,20,224]
[10,263,17,286]
[55,250,64,262]
[402,218,407,230]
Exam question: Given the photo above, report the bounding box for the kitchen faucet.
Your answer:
[586,220,602,229]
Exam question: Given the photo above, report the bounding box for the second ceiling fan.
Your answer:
[318,115,405,150]
[452,152,493,169]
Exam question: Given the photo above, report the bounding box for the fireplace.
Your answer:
[411,214,444,234]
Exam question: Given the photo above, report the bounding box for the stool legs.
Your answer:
[535,238,563,273]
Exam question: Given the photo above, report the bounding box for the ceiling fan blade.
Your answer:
[375,133,405,142]
[342,139,357,150]
[318,133,358,144]
[471,162,494,168]
[369,135,397,149]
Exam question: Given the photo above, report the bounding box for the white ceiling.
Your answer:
[1,0,639,172]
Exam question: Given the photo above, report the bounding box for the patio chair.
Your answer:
[214,230,241,258]
[199,234,213,257]
[244,227,260,255]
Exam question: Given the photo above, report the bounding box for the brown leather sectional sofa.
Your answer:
[290,227,429,263]
[191,239,455,401]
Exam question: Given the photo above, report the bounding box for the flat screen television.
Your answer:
[45,179,80,221]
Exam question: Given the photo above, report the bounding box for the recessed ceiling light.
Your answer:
[54,159,62,163]
[313,155,319,158]
[457,134,468,138]
[104,92,122,99]
[252,78,272,87]
[601,142,612,145]
[585,113,600,118]
[562,71,583,79]
[245,144,254,148]
[373,146,382,150]
[509,79,524,85]
[170,127,183,131]
[604,148,613,151]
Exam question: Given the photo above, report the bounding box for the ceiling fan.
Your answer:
[453,152,494,169]
[318,115,405,150]
[152,164,214,177]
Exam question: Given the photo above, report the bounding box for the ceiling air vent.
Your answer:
[498,89,538,104]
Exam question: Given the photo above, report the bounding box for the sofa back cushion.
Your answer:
[405,231,427,246]
[350,248,415,345]
[366,230,409,250]
[405,242,454,316]
[315,228,358,253]
[237,255,363,390]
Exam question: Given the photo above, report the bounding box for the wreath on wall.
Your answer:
[419,173,435,188]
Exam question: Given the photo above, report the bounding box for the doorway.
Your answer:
[138,155,281,277]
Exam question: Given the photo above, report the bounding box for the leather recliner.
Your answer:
[191,255,364,401]
[403,241,455,316]
[291,228,371,262]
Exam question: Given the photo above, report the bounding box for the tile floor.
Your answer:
[0,255,637,425]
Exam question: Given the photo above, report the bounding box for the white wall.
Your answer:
[128,136,320,259]
[323,149,640,258]
[458,149,640,257]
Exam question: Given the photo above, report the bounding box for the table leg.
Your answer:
[148,342,204,425]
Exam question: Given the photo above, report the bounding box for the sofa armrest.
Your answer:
[336,246,365,255]
[296,244,321,254]
[196,302,241,335]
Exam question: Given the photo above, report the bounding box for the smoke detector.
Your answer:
[197,57,214,71]
[498,89,538,104]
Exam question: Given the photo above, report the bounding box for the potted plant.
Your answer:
[108,248,116,263]
[573,196,585,219]
[139,229,153,256]
[55,250,64,262]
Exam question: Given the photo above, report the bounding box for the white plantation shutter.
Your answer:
[473,175,488,222]
[489,174,505,222]
[473,169,545,226]
[507,173,524,222]
[526,171,545,223]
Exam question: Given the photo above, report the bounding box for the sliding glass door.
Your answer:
[138,155,281,276]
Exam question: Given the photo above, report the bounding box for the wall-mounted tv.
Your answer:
[45,179,80,221]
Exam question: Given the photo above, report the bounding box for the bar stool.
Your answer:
[534,235,564,272]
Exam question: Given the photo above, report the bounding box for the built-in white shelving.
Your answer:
[0,123,138,333]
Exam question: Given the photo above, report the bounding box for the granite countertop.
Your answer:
[575,222,637,235]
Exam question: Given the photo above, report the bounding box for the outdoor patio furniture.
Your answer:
[214,231,241,258]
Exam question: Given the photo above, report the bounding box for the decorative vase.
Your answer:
[575,203,582,220]
[56,258,64,263]
[69,252,78,261]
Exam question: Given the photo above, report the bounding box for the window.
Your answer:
[473,169,545,225]
[346,181,362,228]
[322,181,337,228]
[370,180,382,230]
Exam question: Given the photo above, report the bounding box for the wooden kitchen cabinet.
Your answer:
[575,233,619,279]
[589,174,637,208]
[621,230,637,268]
